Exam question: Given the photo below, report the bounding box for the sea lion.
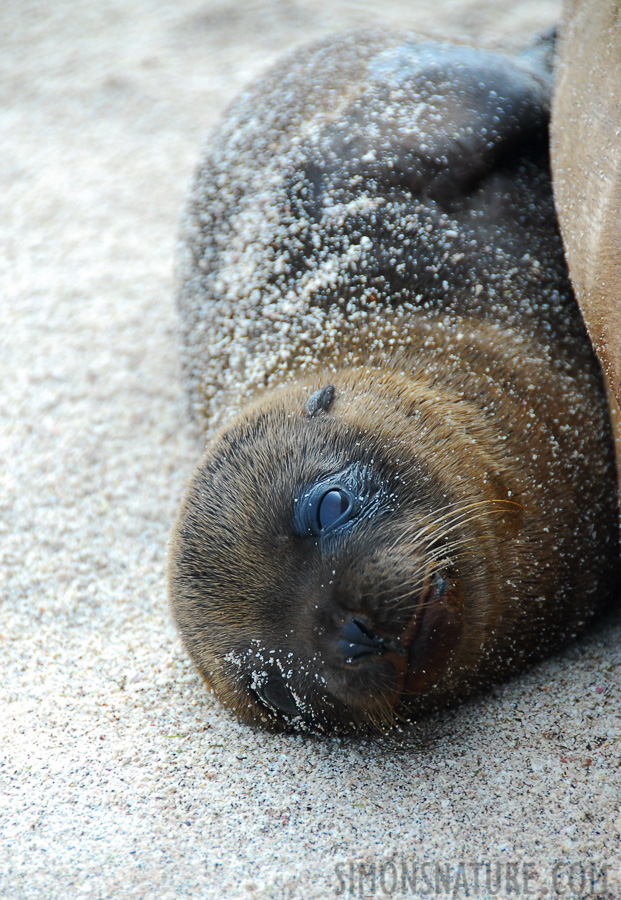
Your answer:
[551,0,621,417]
[168,33,619,733]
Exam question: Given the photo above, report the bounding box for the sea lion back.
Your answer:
[177,33,583,429]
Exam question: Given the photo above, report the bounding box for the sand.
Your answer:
[2,1,620,898]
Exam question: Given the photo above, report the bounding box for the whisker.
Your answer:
[391,497,523,547]
[407,499,522,547]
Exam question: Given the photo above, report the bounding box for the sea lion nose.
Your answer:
[338,617,387,662]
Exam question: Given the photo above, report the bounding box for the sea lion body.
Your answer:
[551,0,621,415]
[169,34,618,733]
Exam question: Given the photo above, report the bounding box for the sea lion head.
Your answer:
[168,368,517,733]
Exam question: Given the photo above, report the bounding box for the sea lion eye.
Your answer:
[318,489,351,530]
[293,482,355,536]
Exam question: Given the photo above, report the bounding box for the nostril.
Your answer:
[338,617,386,662]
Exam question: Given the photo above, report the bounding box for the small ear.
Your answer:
[305,385,335,417]
[309,42,551,205]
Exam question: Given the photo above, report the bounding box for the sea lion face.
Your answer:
[168,379,468,733]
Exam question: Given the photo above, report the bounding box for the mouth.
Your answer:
[402,566,464,695]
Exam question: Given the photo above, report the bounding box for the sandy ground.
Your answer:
[2,1,620,898]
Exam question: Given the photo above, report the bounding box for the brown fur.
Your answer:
[169,34,619,733]
[551,0,621,416]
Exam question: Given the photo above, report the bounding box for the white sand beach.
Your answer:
[2,1,620,897]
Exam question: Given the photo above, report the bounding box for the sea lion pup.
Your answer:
[551,0,621,415]
[168,33,619,734]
